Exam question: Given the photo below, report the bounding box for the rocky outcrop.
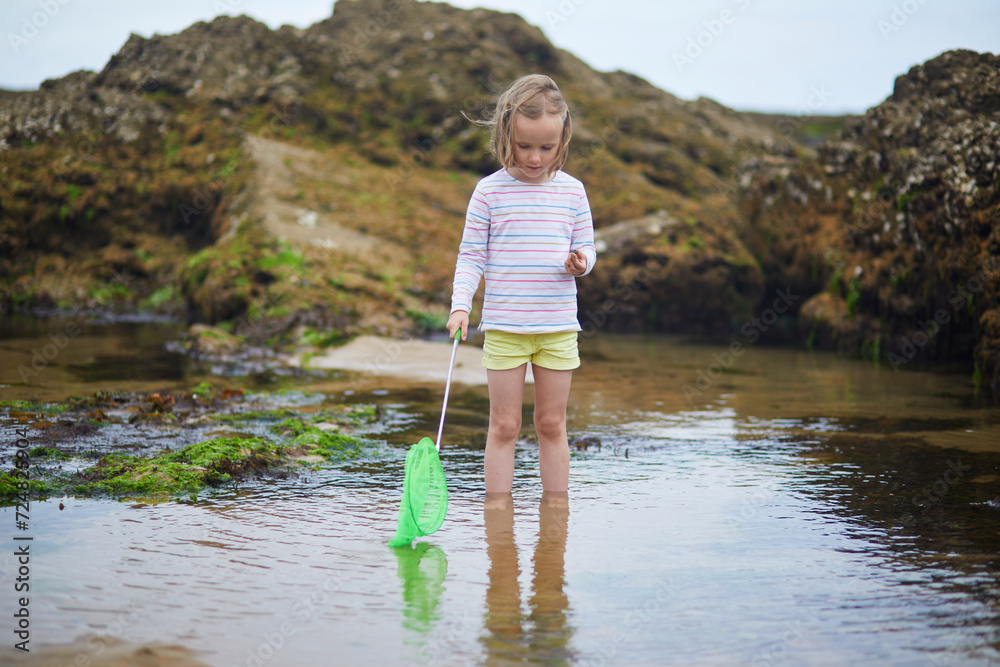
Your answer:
[578,210,765,336]
[738,50,1000,390]
[10,0,992,395]
[1,0,802,340]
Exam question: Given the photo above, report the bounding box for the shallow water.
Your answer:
[2,320,1000,665]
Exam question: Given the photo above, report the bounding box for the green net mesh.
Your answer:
[388,437,449,547]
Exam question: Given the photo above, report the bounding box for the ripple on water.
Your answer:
[3,332,1000,665]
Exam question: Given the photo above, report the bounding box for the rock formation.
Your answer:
[738,50,999,391]
[1,0,994,391]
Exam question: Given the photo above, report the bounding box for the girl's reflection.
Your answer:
[482,492,573,664]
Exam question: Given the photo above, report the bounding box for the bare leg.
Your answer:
[531,366,573,493]
[485,365,527,494]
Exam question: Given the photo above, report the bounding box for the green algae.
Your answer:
[73,455,214,497]
[0,400,44,411]
[0,400,70,414]
[0,472,50,497]
[271,418,371,460]
[300,327,342,349]
[70,437,287,498]
[63,428,374,500]
[209,408,301,423]
[165,436,280,468]
[1,388,384,503]
[29,446,72,460]
[2,428,375,503]
[211,403,378,427]
[191,381,218,399]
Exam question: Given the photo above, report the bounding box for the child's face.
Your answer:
[509,112,564,183]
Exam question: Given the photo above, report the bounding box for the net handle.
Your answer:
[435,331,461,452]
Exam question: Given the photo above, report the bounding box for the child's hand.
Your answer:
[564,249,587,277]
[447,310,469,341]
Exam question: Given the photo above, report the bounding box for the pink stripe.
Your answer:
[489,249,567,253]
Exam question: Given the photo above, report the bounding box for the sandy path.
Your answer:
[243,135,403,259]
[294,336,535,385]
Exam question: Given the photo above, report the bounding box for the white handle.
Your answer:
[435,333,461,452]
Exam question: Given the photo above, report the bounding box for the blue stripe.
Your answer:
[491,204,577,211]
[480,321,579,328]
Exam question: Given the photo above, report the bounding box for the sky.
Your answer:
[1,0,997,114]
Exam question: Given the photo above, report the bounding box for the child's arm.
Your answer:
[450,184,490,335]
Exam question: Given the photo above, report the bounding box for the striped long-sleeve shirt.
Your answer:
[450,168,597,333]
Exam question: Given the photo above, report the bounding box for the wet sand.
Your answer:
[293,335,534,385]
[0,637,211,666]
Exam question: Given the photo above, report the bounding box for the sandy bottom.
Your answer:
[0,637,211,666]
[294,335,535,385]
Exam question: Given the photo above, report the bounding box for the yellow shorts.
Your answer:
[482,330,580,371]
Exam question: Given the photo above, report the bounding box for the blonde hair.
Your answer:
[472,74,572,173]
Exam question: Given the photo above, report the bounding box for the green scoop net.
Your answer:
[388,331,460,547]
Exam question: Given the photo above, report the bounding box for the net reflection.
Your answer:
[392,541,449,635]
[482,492,574,665]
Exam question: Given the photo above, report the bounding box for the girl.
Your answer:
[446,74,596,494]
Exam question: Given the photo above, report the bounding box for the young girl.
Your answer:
[446,74,596,495]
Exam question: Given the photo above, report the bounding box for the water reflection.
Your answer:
[482,492,573,665]
[4,322,1000,664]
[392,542,449,635]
